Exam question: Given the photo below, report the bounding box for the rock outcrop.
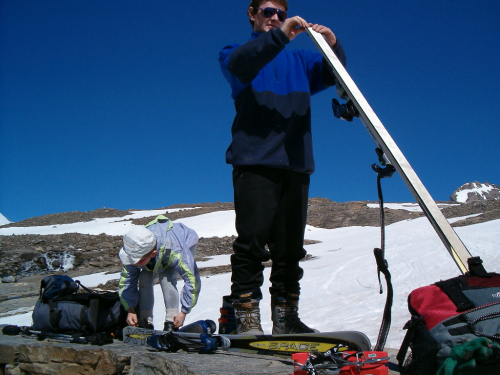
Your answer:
[450,181,500,203]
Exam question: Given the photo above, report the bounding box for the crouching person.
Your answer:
[118,215,201,331]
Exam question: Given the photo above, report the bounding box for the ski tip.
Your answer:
[219,335,231,351]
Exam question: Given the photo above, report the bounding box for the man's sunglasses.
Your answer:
[256,7,288,22]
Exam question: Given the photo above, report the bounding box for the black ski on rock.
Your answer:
[122,326,371,355]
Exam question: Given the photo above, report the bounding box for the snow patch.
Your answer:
[0,213,11,226]
[0,208,498,350]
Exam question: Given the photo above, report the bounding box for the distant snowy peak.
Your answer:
[450,181,500,203]
[0,213,11,226]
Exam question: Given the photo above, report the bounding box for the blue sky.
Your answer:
[1,0,499,222]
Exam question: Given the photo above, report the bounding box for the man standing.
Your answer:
[218,1,346,334]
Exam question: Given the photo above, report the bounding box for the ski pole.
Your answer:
[0,293,39,302]
[2,325,87,343]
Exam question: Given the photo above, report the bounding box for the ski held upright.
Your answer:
[307,28,472,274]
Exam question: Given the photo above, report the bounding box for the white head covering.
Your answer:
[119,226,156,265]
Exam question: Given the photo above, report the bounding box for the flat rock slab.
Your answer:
[0,327,400,374]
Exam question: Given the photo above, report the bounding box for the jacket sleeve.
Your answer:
[219,29,289,86]
[118,264,140,311]
[168,225,201,314]
[305,39,347,95]
[177,255,201,314]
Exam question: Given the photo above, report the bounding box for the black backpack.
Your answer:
[32,275,127,338]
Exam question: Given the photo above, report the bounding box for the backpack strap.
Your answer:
[467,256,489,277]
[445,302,500,340]
[48,299,61,331]
[435,277,475,312]
[76,280,94,293]
[397,314,425,368]
[88,298,99,333]
[107,300,121,325]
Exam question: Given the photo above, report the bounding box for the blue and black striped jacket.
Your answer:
[219,28,346,174]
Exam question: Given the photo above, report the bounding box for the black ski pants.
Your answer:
[230,165,310,300]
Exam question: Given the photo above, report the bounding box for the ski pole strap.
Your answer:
[372,153,393,352]
[373,247,393,352]
[377,174,386,263]
[374,172,387,294]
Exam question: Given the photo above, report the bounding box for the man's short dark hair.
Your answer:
[248,0,289,28]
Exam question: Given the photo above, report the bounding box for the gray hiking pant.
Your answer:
[138,246,196,327]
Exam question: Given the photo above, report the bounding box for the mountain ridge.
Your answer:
[1,198,499,281]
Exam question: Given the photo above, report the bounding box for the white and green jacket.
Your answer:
[118,215,200,314]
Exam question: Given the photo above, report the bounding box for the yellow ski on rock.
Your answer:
[248,340,349,353]
[122,326,371,356]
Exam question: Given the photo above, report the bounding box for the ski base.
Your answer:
[122,326,371,355]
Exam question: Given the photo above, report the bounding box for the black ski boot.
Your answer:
[232,293,264,335]
[271,293,317,334]
[163,321,178,332]
[138,319,154,330]
[180,320,217,334]
[218,295,237,334]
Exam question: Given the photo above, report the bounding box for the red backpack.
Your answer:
[397,269,500,375]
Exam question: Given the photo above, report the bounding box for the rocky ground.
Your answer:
[0,330,402,374]
[1,198,499,317]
